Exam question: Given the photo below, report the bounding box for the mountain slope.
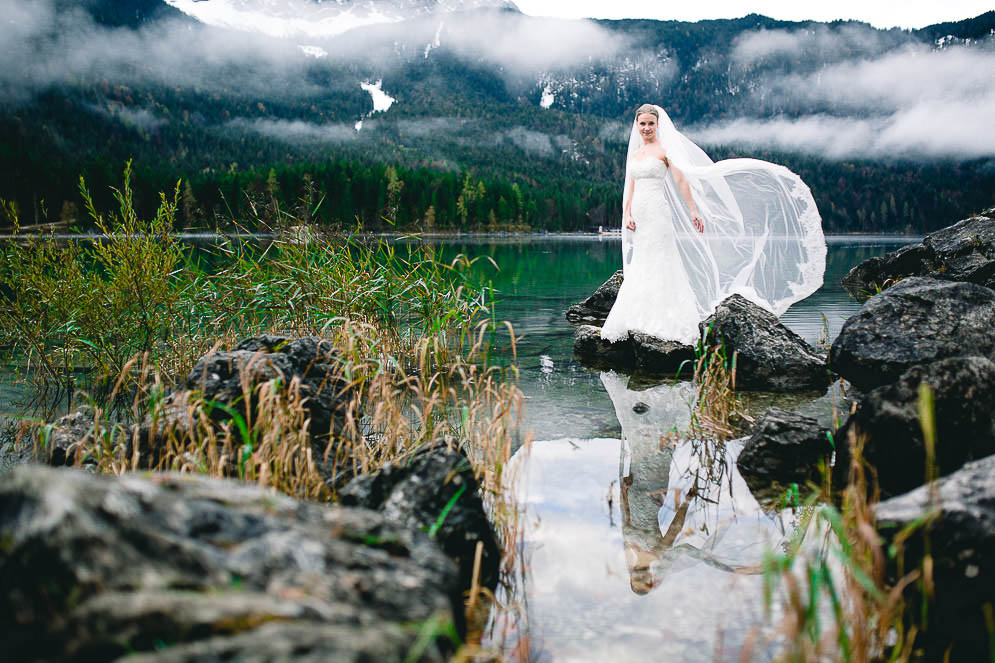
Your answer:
[1,3,992,232]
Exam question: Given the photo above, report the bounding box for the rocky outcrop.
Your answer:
[31,410,96,466]
[0,466,460,662]
[36,336,358,480]
[573,325,694,375]
[178,335,352,447]
[829,277,995,391]
[736,407,832,500]
[834,356,995,499]
[843,208,995,297]
[699,295,830,392]
[340,444,500,591]
[566,270,622,325]
[876,453,995,662]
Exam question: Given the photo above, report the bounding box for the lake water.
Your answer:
[421,234,914,661]
[0,233,915,660]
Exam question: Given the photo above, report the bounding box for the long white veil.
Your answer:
[621,105,826,320]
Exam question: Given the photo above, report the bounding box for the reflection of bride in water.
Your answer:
[601,372,788,594]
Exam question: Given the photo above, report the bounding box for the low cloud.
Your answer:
[227,118,359,143]
[731,23,906,66]
[770,44,995,114]
[692,94,995,160]
[502,126,553,155]
[0,0,344,105]
[87,102,168,134]
[711,41,995,160]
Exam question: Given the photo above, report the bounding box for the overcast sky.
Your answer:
[513,1,994,29]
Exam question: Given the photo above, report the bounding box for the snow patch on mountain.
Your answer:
[539,84,554,108]
[361,80,396,112]
[424,21,444,58]
[299,45,328,58]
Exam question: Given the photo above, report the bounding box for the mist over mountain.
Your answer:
[163,0,520,38]
[1,0,993,231]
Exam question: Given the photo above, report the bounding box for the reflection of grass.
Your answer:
[684,331,751,443]
[759,387,942,662]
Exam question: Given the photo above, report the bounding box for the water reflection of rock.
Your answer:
[601,372,788,595]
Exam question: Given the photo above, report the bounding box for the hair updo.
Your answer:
[635,104,659,121]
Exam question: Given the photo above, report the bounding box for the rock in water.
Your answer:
[699,295,829,391]
[843,207,995,297]
[736,407,832,500]
[834,356,995,499]
[0,466,459,662]
[339,444,500,591]
[876,453,995,662]
[566,270,623,325]
[137,335,356,482]
[572,325,694,375]
[829,277,995,390]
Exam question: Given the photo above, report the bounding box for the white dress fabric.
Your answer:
[601,158,701,344]
[600,104,827,346]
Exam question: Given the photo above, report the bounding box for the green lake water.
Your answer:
[1,233,916,660]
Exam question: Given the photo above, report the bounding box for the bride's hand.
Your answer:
[624,212,636,231]
[691,213,704,233]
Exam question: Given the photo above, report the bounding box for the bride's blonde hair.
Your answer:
[634,104,659,120]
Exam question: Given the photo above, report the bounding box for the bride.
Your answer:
[600,104,826,346]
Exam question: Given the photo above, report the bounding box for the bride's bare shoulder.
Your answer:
[630,144,668,162]
[647,144,668,161]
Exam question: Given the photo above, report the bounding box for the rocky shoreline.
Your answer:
[1,336,499,662]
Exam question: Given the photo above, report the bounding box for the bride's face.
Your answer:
[636,113,658,143]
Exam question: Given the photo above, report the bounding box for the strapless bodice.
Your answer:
[628,158,670,180]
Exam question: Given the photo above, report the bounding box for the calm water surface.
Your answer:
[1,234,915,660]
[423,235,914,661]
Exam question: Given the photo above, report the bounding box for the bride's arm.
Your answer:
[670,164,705,232]
[623,176,635,230]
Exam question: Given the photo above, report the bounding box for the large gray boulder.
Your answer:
[829,277,995,390]
[0,466,460,662]
[843,207,995,297]
[834,356,995,499]
[572,325,694,375]
[736,407,832,500]
[876,453,995,662]
[566,270,622,325]
[340,444,500,591]
[699,295,830,391]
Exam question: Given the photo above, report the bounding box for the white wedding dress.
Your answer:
[602,158,701,345]
[600,105,826,346]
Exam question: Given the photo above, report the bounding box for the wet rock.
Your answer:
[340,444,500,591]
[699,295,830,391]
[181,335,351,444]
[32,410,96,466]
[630,333,696,376]
[573,324,635,369]
[736,407,832,500]
[834,356,995,499]
[829,277,995,390]
[141,335,355,480]
[876,453,995,662]
[0,466,459,662]
[566,270,622,325]
[843,208,995,297]
[572,325,694,375]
